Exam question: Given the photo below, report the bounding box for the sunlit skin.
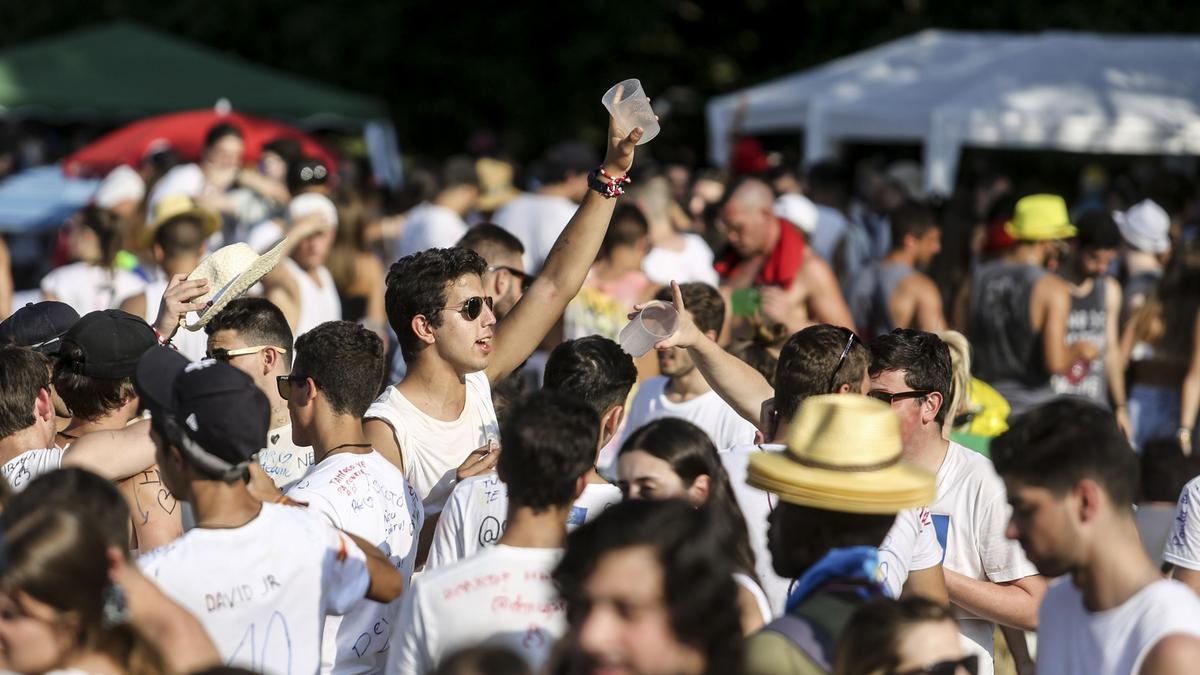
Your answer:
[426,274,498,375]
[913,228,943,268]
[576,546,707,675]
[292,228,335,273]
[203,136,244,174]
[64,216,102,264]
[1003,479,1080,579]
[721,199,777,259]
[616,450,707,505]
[893,619,969,673]
[0,591,73,674]
[656,345,697,379]
[868,369,940,460]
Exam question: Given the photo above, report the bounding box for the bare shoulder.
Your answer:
[120,292,147,317]
[364,415,404,473]
[1139,634,1200,675]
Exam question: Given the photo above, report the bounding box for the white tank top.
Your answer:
[1037,577,1200,675]
[284,258,342,337]
[364,372,500,516]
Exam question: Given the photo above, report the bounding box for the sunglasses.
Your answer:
[826,332,856,393]
[868,389,933,405]
[487,265,535,292]
[276,373,319,401]
[893,654,979,675]
[207,345,287,362]
[437,296,494,321]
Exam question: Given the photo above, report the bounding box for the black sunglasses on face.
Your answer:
[826,332,856,393]
[438,296,494,321]
[488,265,534,292]
[868,389,934,405]
[893,654,979,675]
[276,374,319,401]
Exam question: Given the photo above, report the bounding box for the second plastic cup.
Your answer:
[619,300,679,357]
[602,79,661,146]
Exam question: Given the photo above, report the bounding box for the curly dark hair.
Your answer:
[543,336,637,419]
[386,247,488,361]
[498,390,598,512]
[294,321,386,418]
[554,499,744,675]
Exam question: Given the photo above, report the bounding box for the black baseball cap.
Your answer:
[134,347,270,480]
[59,310,156,379]
[0,302,80,354]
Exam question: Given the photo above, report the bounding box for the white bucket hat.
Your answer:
[1113,199,1170,254]
[183,240,287,331]
[774,193,818,234]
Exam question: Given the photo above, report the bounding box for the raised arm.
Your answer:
[654,281,775,428]
[485,117,643,383]
[62,420,156,480]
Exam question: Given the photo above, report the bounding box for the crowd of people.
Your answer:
[0,98,1197,675]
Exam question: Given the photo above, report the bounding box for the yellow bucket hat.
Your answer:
[1004,194,1077,242]
[747,394,936,514]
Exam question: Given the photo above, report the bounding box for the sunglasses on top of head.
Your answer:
[436,296,494,322]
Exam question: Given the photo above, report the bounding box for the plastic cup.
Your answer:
[619,300,679,357]
[602,79,661,146]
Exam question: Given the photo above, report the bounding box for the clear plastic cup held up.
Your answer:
[602,79,661,146]
[619,300,679,357]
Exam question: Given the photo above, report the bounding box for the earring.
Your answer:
[101,583,129,627]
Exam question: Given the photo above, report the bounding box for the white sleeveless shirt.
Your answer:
[1037,577,1200,675]
[364,372,499,516]
[284,258,342,337]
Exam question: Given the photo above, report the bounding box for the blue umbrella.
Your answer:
[0,164,100,234]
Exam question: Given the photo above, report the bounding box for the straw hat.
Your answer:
[476,157,520,212]
[747,394,936,514]
[1004,194,1077,242]
[141,194,221,249]
[182,240,287,331]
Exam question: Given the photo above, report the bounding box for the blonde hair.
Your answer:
[936,330,971,440]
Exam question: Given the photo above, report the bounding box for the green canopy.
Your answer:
[0,21,386,125]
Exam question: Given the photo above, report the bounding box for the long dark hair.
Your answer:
[619,418,758,581]
[3,508,165,675]
[77,205,125,268]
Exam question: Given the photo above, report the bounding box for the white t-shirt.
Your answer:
[138,502,371,675]
[425,473,620,571]
[396,203,469,259]
[720,444,941,617]
[493,193,579,273]
[287,451,425,675]
[1,447,64,492]
[386,545,566,674]
[933,442,1038,675]
[364,372,500,516]
[1038,577,1200,675]
[621,377,758,452]
[283,258,342,338]
[641,233,719,286]
[1163,475,1200,570]
[40,263,147,316]
[258,424,315,491]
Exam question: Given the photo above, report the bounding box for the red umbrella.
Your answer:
[63,109,338,178]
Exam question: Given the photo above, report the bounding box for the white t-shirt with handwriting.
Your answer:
[1163,474,1200,571]
[424,473,620,571]
[287,450,425,675]
[258,424,314,491]
[364,372,500,516]
[386,545,566,674]
[1,447,64,492]
[138,502,371,675]
[933,441,1039,675]
[621,377,758,452]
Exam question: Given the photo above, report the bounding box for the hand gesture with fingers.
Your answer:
[628,280,702,351]
[601,86,644,177]
[456,441,500,481]
[154,274,211,342]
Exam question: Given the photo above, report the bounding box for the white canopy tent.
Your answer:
[706,30,1200,195]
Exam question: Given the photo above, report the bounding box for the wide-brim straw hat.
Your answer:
[1004,194,1077,242]
[747,394,936,514]
[141,194,221,250]
[182,240,287,331]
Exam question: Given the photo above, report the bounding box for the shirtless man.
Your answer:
[714,178,854,334]
[848,201,946,336]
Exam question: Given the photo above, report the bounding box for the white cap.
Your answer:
[94,165,145,209]
[1113,199,1170,254]
[287,193,338,231]
[774,193,818,234]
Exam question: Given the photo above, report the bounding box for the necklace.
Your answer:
[327,442,373,455]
